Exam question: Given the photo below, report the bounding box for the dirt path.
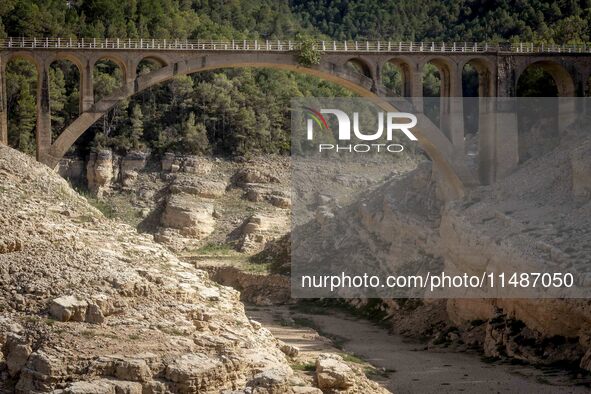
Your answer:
[246,305,590,394]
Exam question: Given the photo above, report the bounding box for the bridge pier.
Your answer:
[440,66,465,154]
[478,99,519,184]
[0,57,7,145]
[36,61,52,163]
[409,64,423,112]
[81,59,95,113]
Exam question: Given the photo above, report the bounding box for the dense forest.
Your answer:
[1,0,590,157]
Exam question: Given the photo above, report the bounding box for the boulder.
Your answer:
[160,194,215,238]
[164,354,225,385]
[315,354,354,390]
[244,185,268,202]
[246,368,291,393]
[113,358,152,382]
[268,195,291,209]
[49,296,88,322]
[84,303,105,324]
[4,334,31,377]
[278,341,299,358]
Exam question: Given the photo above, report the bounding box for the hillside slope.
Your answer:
[0,145,297,393]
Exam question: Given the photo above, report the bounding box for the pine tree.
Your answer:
[184,112,210,154]
[130,104,144,151]
[15,87,36,155]
[49,66,67,138]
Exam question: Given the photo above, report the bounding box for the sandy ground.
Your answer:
[246,305,591,394]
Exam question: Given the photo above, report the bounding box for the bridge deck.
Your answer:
[1,37,590,54]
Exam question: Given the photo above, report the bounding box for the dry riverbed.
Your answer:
[246,304,591,393]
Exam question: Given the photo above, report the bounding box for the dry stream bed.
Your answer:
[187,254,591,393]
[245,304,590,393]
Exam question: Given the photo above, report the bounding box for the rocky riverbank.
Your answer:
[0,145,385,393]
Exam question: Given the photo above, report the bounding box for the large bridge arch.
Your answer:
[45,53,472,198]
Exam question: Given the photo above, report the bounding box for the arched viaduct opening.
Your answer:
[344,57,373,79]
[515,61,573,163]
[136,56,166,76]
[381,59,412,97]
[49,59,80,143]
[93,58,125,103]
[461,58,494,172]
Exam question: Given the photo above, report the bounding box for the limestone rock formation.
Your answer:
[289,131,591,369]
[162,154,213,174]
[160,194,216,237]
[236,214,289,253]
[120,151,149,187]
[170,175,227,198]
[86,149,115,197]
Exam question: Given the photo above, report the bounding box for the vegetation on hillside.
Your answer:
[293,0,591,43]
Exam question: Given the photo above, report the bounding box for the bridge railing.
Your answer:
[0,37,590,54]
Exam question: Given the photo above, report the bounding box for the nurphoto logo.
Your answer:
[305,106,418,153]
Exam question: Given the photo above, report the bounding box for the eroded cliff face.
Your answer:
[440,135,591,366]
[0,146,302,393]
[289,131,591,368]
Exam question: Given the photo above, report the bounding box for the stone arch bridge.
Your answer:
[1,38,591,198]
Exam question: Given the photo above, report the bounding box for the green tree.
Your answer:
[15,87,36,155]
[49,66,67,138]
[296,33,321,67]
[183,112,210,154]
[130,104,144,151]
